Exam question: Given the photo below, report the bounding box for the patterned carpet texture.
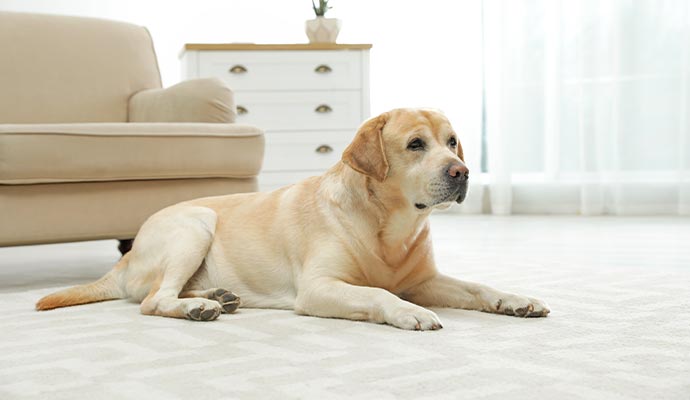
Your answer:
[1,216,689,399]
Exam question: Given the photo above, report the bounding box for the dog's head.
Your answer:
[342,108,468,211]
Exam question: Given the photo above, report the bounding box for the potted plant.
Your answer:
[305,0,341,43]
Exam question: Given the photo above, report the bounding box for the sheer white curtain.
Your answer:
[483,0,690,215]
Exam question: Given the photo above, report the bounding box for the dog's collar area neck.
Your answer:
[414,203,427,210]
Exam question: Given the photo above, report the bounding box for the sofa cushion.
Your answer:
[0,177,258,246]
[0,123,264,184]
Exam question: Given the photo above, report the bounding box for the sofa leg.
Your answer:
[118,239,134,256]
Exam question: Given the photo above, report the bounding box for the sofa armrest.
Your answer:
[128,78,236,123]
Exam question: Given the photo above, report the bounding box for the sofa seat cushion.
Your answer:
[0,123,264,184]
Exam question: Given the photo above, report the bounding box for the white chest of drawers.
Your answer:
[180,43,371,191]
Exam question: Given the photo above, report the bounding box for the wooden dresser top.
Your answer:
[183,43,372,51]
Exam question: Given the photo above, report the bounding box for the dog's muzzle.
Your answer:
[455,181,468,204]
[446,163,469,204]
[418,165,469,209]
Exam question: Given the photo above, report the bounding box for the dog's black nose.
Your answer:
[447,163,469,182]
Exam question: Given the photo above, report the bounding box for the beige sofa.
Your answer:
[0,12,264,251]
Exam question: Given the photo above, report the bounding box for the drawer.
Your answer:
[234,91,362,131]
[199,51,362,91]
[262,130,355,172]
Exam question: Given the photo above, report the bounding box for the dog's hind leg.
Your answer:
[135,206,223,321]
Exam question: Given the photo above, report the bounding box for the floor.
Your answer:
[0,215,689,400]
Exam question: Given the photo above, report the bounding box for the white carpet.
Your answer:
[1,215,689,399]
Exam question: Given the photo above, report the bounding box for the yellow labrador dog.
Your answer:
[37,108,549,330]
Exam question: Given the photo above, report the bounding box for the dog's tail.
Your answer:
[35,253,129,311]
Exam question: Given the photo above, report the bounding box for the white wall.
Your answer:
[1,0,483,168]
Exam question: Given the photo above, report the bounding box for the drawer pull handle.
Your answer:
[315,144,333,154]
[229,65,248,74]
[315,104,332,114]
[236,106,248,115]
[314,64,332,74]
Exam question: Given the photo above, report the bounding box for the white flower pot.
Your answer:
[305,17,342,43]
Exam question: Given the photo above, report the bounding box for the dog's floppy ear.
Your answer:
[457,137,465,162]
[342,113,389,182]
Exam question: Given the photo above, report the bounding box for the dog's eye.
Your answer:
[407,138,425,151]
[448,137,457,148]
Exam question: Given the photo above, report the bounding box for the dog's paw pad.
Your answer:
[200,308,219,320]
[186,302,221,321]
[528,310,549,317]
[514,304,534,317]
[209,288,240,314]
[188,307,202,320]
[496,295,550,318]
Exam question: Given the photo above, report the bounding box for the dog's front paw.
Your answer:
[385,304,443,331]
[494,294,550,318]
